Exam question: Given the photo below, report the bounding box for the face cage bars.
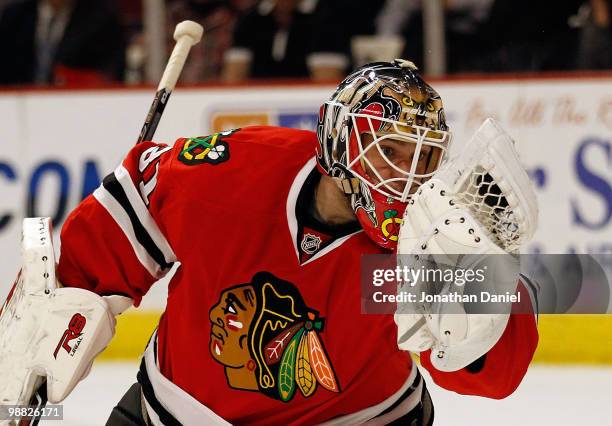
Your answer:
[345,112,451,202]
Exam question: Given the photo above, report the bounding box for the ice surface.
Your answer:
[59,363,612,425]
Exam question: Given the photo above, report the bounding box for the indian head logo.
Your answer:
[209,272,340,402]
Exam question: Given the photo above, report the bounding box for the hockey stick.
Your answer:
[137,20,204,144]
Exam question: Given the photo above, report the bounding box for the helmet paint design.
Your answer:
[316,60,452,249]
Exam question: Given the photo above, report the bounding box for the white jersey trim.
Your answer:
[93,186,161,278]
[93,165,176,278]
[286,157,362,266]
[319,363,420,425]
[142,332,231,426]
[114,165,176,266]
[142,331,421,425]
[303,231,362,266]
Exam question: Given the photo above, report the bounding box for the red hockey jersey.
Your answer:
[57,126,538,424]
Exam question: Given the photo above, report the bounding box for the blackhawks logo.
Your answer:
[209,272,340,402]
[178,129,237,166]
[381,209,402,242]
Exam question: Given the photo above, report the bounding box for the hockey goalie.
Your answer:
[0,60,538,425]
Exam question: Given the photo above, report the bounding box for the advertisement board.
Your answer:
[1,78,611,314]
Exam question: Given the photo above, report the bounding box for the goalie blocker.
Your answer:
[0,218,132,425]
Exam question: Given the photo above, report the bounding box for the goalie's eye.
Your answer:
[377,141,430,170]
[381,146,395,158]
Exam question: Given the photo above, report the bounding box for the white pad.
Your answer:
[0,218,132,412]
[432,117,538,253]
[395,118,537,371]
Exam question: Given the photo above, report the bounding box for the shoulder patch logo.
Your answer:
[209,272,340,402]
[178,129,237,166]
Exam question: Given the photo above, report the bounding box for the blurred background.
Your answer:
[0,0,611,425]
[0,0,611,85]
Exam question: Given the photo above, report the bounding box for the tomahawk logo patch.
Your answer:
[178,129,237,166]
[209,272,340,402]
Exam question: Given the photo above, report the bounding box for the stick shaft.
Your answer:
[137,87,171,144]
[137,33,200,144]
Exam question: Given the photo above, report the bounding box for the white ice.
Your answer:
[58,363,612,425]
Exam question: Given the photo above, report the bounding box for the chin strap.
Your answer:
[335,176,361,195]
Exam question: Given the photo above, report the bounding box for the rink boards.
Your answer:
[101,311,612,364]
[0,75,611,363]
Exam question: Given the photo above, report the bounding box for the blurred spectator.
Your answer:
[329,0,384,40]
[222,0,350,82]
[374,0,424,69]
[577,0,612,69]
[0,0,125,86]
[335,1,392,66]
[374,0,495,73]
[167,0,255,82]
[0,0,9,15]
[445,0,496,72]
[480,0,584,72]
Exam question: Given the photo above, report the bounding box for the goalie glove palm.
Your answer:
[395,118,537,372]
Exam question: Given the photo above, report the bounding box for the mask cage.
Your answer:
[345,112,451,202]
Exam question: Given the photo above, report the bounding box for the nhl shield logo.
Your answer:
[301,233,322,255]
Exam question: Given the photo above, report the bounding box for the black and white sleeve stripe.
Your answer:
[93,165,177,279]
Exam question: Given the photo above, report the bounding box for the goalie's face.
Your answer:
[347,108,450,203]
[342,104,451,249]
[358,132,438,196]
[316,60,453,249]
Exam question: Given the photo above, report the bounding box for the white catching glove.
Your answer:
[395,118,538,371]
[0,218,133,419]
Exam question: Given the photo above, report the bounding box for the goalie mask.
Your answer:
[316,60,452,249]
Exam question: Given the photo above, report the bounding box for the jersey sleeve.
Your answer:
[419,280,539,399]
[57,141,177,305]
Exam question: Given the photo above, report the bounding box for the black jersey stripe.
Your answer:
[102,172,173,271]
[374,369,422,418]
[138,359,182,426]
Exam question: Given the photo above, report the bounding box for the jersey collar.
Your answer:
[286,158,362,265]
